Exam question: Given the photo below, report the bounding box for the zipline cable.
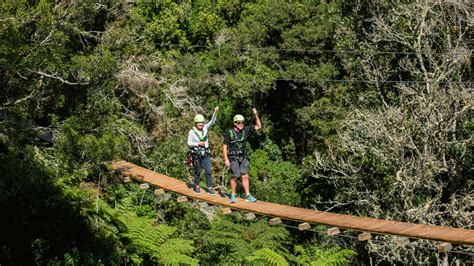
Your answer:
[181,73,473,85]
[155,43,472,56]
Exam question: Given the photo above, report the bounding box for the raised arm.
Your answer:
[252,108,262,131]
[204,106,219,130]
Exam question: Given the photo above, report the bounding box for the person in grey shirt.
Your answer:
[187,106,219,195]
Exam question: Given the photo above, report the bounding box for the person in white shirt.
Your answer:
[187,106,219,195]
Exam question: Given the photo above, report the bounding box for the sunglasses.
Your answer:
[235,121,244,125]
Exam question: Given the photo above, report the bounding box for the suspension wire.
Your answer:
[240,46,472,56]
[155,43,472,56]
[252,77,256,108]
[169,189,474,257]
[154,44,472,85]
[275,223,380,242]
[273,78,472,85]
[271,222,474,256]
[168,72,473,86]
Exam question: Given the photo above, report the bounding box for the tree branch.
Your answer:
[26,68,89,85]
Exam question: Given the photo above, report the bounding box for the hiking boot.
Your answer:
[208,188,216,196]
[245,194,257,202]
[194,187,201,194]
[230,194,237,203]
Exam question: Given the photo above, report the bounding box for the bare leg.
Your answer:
[231,177,237,194]
[242,174,250,195]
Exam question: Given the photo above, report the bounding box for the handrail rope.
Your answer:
[272,222,474,256]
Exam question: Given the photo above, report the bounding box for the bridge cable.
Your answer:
[272,222,474,257]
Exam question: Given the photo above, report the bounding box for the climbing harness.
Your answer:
[185,127,210,168]
[228,128,247,161]
[191,127,207,142]
[190,127,210,159]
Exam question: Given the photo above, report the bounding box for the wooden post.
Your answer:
[327,227,340,236]
[394,237,410,247]
[358,232,372,241]
[244,212,256,220]
[154,188,165,196]
[298,222,311,231]
[122,175,131,183]
[437,242,452,253]
[139,183,150,190]
[139,183,149,206]
[135,174,145,181]
[177,196,188,203]
[197,202,209,209]
[269,218,282,225]
[220,207,232,215]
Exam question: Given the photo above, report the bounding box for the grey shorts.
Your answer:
[230,158,250,178]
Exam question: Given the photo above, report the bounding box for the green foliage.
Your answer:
[197,218,292,264]
[119,214,198,265]
[0,151,121,265]
[130,0,224,49]
[144,137,189,181]
[249,139,303,205]
[294,245,356,266]
[246,248,290,266]
[1,0,471,264]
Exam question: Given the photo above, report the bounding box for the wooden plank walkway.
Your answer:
[112,160,474,245]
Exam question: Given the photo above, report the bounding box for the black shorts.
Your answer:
[230,157,250,178]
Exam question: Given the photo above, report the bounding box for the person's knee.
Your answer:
[241,174,249,180]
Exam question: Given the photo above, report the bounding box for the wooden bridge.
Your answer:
[112,160,474,247]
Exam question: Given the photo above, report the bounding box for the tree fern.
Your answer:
[294,244,356,266]
[199,218,292,264]
[310,247,356,266]
[120,214,198,265]
[246,248,290,266]
[293,245,310,265]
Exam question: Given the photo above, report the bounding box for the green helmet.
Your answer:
[194,114,205,123]
[233,114,245,123]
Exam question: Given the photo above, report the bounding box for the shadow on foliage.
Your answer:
[0,152,119,265]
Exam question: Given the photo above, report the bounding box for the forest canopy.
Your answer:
[0,0,472,264]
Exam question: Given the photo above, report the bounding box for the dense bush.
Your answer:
[1,0,471,264]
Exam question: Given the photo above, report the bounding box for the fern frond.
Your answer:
[246,248,289,266]
[309,246,356,266]
[293,245,309,265]
[119,213,198,265]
